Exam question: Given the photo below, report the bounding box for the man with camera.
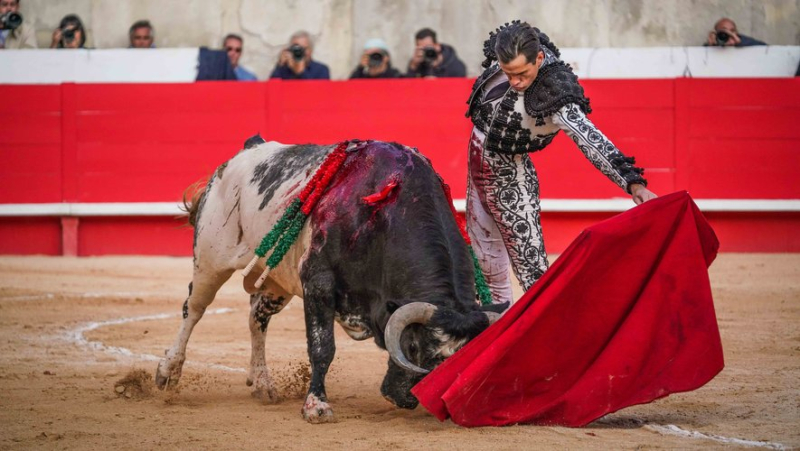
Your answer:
[406,28,465,78]
[705,17,766,47]
[0,0,36,49]
[349,38,402,79]
[270,31,330,80]
[49,14,86,49]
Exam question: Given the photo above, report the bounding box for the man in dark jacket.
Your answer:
[270,30,330,80]
[704,17,767,47]
[349,38,402,79]
[406,28,466,78]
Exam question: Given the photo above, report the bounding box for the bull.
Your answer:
[155,137,507,423]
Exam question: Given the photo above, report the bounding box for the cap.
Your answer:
[363,38,389,52]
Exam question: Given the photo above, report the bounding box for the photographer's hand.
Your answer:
[50,28,62,48]
[278,49,290,67]
[408,47,424,71]
[432,51,443,68]
[727,31,742,46]
[706,31,716,46]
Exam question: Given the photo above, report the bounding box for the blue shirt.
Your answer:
[270,60,330,80]
[235,65,258,81]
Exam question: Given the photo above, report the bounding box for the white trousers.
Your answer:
[466,129,549,304]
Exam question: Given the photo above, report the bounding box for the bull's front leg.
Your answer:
[247,282,291,403]
[300,271,337,423]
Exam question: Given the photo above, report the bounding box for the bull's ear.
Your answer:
[479,301,509,314]
[431,309,490,341]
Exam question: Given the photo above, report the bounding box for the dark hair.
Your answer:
[58,14,86,48]
[129,19,153,38]
[482,20,560,68]
[223,33,243,46]
[415,28,437,43]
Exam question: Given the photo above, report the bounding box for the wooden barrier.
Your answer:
[1,78,798,255]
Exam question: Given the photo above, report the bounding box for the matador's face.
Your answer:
[499,50,544,92]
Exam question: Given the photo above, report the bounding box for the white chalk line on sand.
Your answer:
[2,291,179,302]
[645,424,787,450]
[63,307,789,449]
[63,308,246,374]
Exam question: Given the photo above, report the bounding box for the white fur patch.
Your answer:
[431,328,468,358]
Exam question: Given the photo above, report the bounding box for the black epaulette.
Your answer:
[524,61,591,126]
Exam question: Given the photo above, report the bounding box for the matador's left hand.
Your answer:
[630,183,657,205]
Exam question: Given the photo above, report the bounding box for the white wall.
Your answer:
[3,46,798,84]
[14,0,800,80]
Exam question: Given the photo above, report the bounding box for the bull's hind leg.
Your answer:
[246,281,291,402]
[155,267,233,389]
[300,270,337,423]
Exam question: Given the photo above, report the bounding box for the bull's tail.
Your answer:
[181,179,208,228]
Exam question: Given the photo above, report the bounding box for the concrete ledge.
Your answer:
[1,199,799,217]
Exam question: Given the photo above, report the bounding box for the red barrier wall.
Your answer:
[1,78,799,255]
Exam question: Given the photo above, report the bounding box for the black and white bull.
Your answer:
[155,138,506,423]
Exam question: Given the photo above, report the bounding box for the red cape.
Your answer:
[411,191,723,427]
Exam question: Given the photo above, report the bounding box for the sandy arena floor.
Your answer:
[0,254,798,450]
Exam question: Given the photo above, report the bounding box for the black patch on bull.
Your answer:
[251,294,287,332]
[250,144,330,211]
[243,134,266,149]
[182,282,193,319]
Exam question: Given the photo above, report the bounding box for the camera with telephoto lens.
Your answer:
[61,26,77,45]
[0,11,23,30]
[715,30,730,46]
[423,46,438,62]
[289,44,305,61]
[367,51,385,68]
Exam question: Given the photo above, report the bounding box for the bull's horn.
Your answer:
[384,302,438,374]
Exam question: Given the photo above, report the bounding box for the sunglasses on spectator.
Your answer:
[226,47,242,53]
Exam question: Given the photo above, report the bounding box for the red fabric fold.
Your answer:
[411,191,723,427]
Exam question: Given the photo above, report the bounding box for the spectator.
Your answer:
[224,34,257,81]
[0,0,36,49]
[50,14,86,49]
[705,17,766,47]
[270,31,330,80]
[406,28,466,78]
[129,20,155,48]
[349,38,402,79]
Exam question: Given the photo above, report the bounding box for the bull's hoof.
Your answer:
[302,394,335,423]
[155,359,181,390]
[251,385,279,404]
[248,370,279,403]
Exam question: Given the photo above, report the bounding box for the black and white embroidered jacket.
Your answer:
[466,48,647,192]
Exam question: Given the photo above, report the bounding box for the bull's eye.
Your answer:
[408,343,417,357]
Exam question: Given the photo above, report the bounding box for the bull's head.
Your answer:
[380,302,507,408]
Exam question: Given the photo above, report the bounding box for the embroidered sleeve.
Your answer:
[551,103,647,193]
